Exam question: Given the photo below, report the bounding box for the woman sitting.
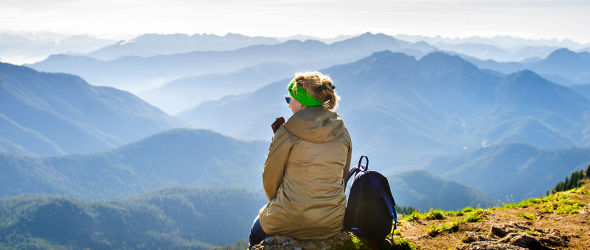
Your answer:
[249,71,352,248]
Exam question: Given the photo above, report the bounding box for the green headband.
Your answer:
[288,79,324,107]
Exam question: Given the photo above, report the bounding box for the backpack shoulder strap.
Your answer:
[344,167,359,188]
[344,155,370,188]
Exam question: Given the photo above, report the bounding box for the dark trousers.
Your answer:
[249,216,269,249]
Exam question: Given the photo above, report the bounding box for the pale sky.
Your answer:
[1,0,590,43]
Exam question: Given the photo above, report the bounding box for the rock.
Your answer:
[417,234,431,239]
[455,241,527,250]
[539,234,567,247]
[458,227,569,250]
[490,222,529,237]
[503,233,549,249]
[547,228,561,235]
[490,225,509,238]
[251,231,352,250]
[498,232,519,243]
[462,232,493,243]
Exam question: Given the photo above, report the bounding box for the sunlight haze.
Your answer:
[1,0,589,43]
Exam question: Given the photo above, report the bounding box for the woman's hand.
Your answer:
[271,117,285,133]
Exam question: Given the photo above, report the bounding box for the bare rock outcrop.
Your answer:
[455,222,571,250]
[251,231,352,250]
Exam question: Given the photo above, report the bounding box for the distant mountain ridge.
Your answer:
[423,143,590,202]
[388,170,499,211]
[0,32,115,64]
[434,42,558,62]
[0,62,181,156]
[465,48,590,85]
[180,50,590,169]
[143,62,301,114]
[0,128,267,199]
[86,33,281,60]
[29,33,436,93]
[395,34,588,51]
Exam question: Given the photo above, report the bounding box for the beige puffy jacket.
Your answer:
[258,106,352,240]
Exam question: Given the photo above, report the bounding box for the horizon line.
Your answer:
[2,29,590,46]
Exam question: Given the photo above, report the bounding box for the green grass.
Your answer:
[425,220,461,236]
[502,197,542,209]
[332,236,371,250]
[403,208,460,222]
[401,206,493,237]
[515,213,535,220]
[404,211,422,222]
[443,210,464,217]
[525,230,542,237]
[461,207,474,213]
[571,186,589,195]
[332,235,415,250]
[424,209,491,236]
[391,238,415,250]
[462,212,483,223]
[424,209,445,220]
[502,191,584,215]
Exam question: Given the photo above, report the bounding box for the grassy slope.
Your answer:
[390,182,590,250]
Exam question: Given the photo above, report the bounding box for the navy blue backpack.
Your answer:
[343,156,397,241]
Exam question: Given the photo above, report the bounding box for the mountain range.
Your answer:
[85,33,281,60]
[180,50,590,170]
[1,120,506,213]
[28,33,435,93]
[0,32,115,65]
[26,33,590,116]
[388,170,499,211]
[0,128,267,200]
[395,34,589,51]
[464,48,590,85]
[422,143,590,202]
[0,186,267,249]
[0,62,181,156]
[435,42,558,62]
[142,62,300,114]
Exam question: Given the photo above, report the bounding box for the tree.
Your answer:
[552,169,586,193]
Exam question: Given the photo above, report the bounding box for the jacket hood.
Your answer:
[284,106,346,143]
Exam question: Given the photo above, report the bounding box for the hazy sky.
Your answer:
[1,0,589,43]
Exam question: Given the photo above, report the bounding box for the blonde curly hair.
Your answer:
[291,71,340,110]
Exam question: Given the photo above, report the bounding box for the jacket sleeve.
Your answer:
[262,127,292,201]
[343,141,352,180]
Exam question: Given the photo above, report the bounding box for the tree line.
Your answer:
[552,164,590,193]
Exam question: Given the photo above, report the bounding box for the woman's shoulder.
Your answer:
[272,125,299,143]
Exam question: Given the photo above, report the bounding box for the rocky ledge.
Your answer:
[456,222,572,250]
[251,231,352,250]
